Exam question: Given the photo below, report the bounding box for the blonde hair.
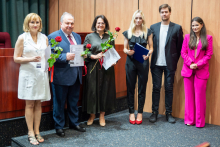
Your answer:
[128,10,148,40]
[23,13,42,32]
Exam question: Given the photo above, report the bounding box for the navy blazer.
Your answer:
[150,22,183,71]
[48,29,82,86]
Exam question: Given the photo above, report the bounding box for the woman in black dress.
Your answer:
[123,10,153,124]
[83,15,116,127]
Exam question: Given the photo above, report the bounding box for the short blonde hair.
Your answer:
[23,13,42,32]
[128,10,148,40]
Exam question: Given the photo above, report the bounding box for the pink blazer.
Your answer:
[181,34,213,79]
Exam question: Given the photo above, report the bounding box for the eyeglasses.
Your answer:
[97,22,105,25]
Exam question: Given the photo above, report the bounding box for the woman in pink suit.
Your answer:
[181,17,213,128]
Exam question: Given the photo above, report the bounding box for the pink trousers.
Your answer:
[184,74,207,128]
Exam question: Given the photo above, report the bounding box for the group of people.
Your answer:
[13,3,213,146]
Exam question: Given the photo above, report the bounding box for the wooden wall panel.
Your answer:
[192,0,220,125]
[96,0,138,44]
[49,0,59,34]
[58,0,95,32]
[114,45,127,98]
[139,0,191,117]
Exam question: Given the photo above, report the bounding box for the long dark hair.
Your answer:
[188,17,208,50]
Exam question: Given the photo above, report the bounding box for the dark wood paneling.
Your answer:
[0,106,52,120]
[0,48,14,56]
[0,57,21,112]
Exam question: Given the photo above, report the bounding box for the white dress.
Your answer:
[18,32,51,101]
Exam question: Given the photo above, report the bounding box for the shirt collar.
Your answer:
[61,29,73,38]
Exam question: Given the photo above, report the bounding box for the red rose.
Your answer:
[55,36,62,42]
[86,44,92,49]
[115,27,120,32]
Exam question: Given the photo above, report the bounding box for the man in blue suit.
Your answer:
[48,12,86,137]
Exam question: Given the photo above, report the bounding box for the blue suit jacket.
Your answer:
[48,29,82,86]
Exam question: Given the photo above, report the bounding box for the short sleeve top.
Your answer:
[122,29,152,50]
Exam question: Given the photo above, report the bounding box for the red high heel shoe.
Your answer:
[136,120,142,125]
[129,119,136,124]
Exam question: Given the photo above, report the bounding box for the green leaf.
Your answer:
[81,51,86,55]
[108,30,112,36]
[49,61,54,67]
[101,43,105,48]
[55,54,59,58]
[102,46,107,50]
[52,57,56,63]
[57,50,61,55]
[50,39,55,44]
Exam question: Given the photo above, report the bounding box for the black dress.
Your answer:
[82,32,116,114]
[122,29,152,113]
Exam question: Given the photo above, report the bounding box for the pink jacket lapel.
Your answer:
[196,40,202,58]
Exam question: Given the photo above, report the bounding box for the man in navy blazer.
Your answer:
[48,12,85,137]
[149,4,183,123]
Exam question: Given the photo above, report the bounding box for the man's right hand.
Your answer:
[66,53,75,60]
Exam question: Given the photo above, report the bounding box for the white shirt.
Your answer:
[61,29,77,45]
[156,24,169,66]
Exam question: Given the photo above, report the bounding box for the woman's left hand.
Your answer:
[143,55,149,60]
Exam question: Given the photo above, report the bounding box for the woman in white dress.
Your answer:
[14,13,51,145]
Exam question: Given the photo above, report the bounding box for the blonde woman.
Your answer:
[123,10,153,125]
[14,13,51,145]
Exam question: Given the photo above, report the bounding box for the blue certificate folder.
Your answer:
[133,43,149,63]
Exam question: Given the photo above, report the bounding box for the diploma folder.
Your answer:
[133,43,149,63]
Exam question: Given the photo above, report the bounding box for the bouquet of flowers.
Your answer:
[81,27,120,74]
[48,36,63,82]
